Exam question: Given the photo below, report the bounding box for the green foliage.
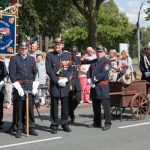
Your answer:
[34,0,71,37]
[63,26,88,50]
[0,0,9,9]
[18,0,41,40]
[145,0,150,20]
[97,0,132,51]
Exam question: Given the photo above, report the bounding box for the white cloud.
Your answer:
[115,0,150,27]
[128,1,140,8]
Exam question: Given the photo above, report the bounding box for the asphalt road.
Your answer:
[0,104,150,150]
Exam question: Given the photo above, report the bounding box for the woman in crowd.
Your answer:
[36,54,47,105]
[78,52,91,104]
[118,50,135,83]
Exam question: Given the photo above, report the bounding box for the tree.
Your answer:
[145,0,150,21]
[97,0,132,50]
[71,0,105,48]
[34,0,71,37]
[0,0,9,9]
[18,0,41,40]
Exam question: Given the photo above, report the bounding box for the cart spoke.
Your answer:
[140,108,146,115]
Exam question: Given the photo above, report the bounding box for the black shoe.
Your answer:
[0,122,3,130]
[29,129,38,136]
[16,130,21,138]
[88,123,101,128]
[50,126,57,134]
[102,124,111,131]
[62,126,72,132]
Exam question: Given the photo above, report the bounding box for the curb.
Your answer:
[3,103,92,118]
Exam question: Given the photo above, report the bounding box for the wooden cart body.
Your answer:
[109,80,150,120]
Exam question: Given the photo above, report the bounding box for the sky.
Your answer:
[115,0,150,27]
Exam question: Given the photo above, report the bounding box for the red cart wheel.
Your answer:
[130,93,150,120]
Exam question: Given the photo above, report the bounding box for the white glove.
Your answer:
[62,77,68,83]
[145,72,150,78]
[0,80,5,91]
[87,78,95,88]
[87,78,92,85]
[13,81,24,97]
[58,78,68,87]
[32,81,40,95]
[58,79,66,87]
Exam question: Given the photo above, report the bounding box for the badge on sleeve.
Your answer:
[104,64,110,71]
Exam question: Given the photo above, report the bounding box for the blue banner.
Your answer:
[0,15,16,54]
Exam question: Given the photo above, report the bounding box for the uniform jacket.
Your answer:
[46,51,72,97]
[140,54,150,82]
[87,56,110,99]
[9,54,37,92]
[0,61,7,82]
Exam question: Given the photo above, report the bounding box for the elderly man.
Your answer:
[9,41,39,138]
[30,42,42,59]
[46,38,72,134]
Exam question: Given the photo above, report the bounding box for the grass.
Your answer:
[132,57,139,65]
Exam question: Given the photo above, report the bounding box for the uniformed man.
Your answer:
[140,46,150,94]
[0,57,7,129]
[9,41,39,138]
[69,45,81,123]
[46,38,72,134]
[87,45,112,131]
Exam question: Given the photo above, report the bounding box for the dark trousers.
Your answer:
[50,96,69,127]
[68,88,81,119]
[92,98,111,125]
[0,92,4,124]
[13,95,35,131]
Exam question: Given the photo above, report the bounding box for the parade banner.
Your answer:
[0,15,16,55]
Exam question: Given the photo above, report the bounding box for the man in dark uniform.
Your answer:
[140,46,150,94]
[46,38,72,134]
[9,41,39,138]
[0,57,7,129]
[87,45,112,131]
[69,45,81,123]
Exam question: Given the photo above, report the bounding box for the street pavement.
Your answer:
[0,103,150,150]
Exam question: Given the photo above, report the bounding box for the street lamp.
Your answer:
[137,0,145,63]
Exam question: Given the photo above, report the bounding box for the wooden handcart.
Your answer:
[109,80,150,120]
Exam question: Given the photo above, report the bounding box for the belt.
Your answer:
[96,80,109,86]
[18,80,33,85]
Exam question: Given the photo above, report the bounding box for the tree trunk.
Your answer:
[44,36,49,52]
[39,35,42,51]
[87,15,97,49]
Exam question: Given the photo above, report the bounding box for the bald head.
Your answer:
[86,47,95,56]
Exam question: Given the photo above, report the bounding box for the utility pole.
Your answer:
[137,0,145,63]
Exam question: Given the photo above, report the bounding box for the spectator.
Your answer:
[78,52,91,104]
[118,50,135,84]
[36,54,47,105]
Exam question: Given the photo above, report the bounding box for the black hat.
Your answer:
[70,45,78,52]
[53,37,64,44]
[19,41,28,49]
[96,45,106,52]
